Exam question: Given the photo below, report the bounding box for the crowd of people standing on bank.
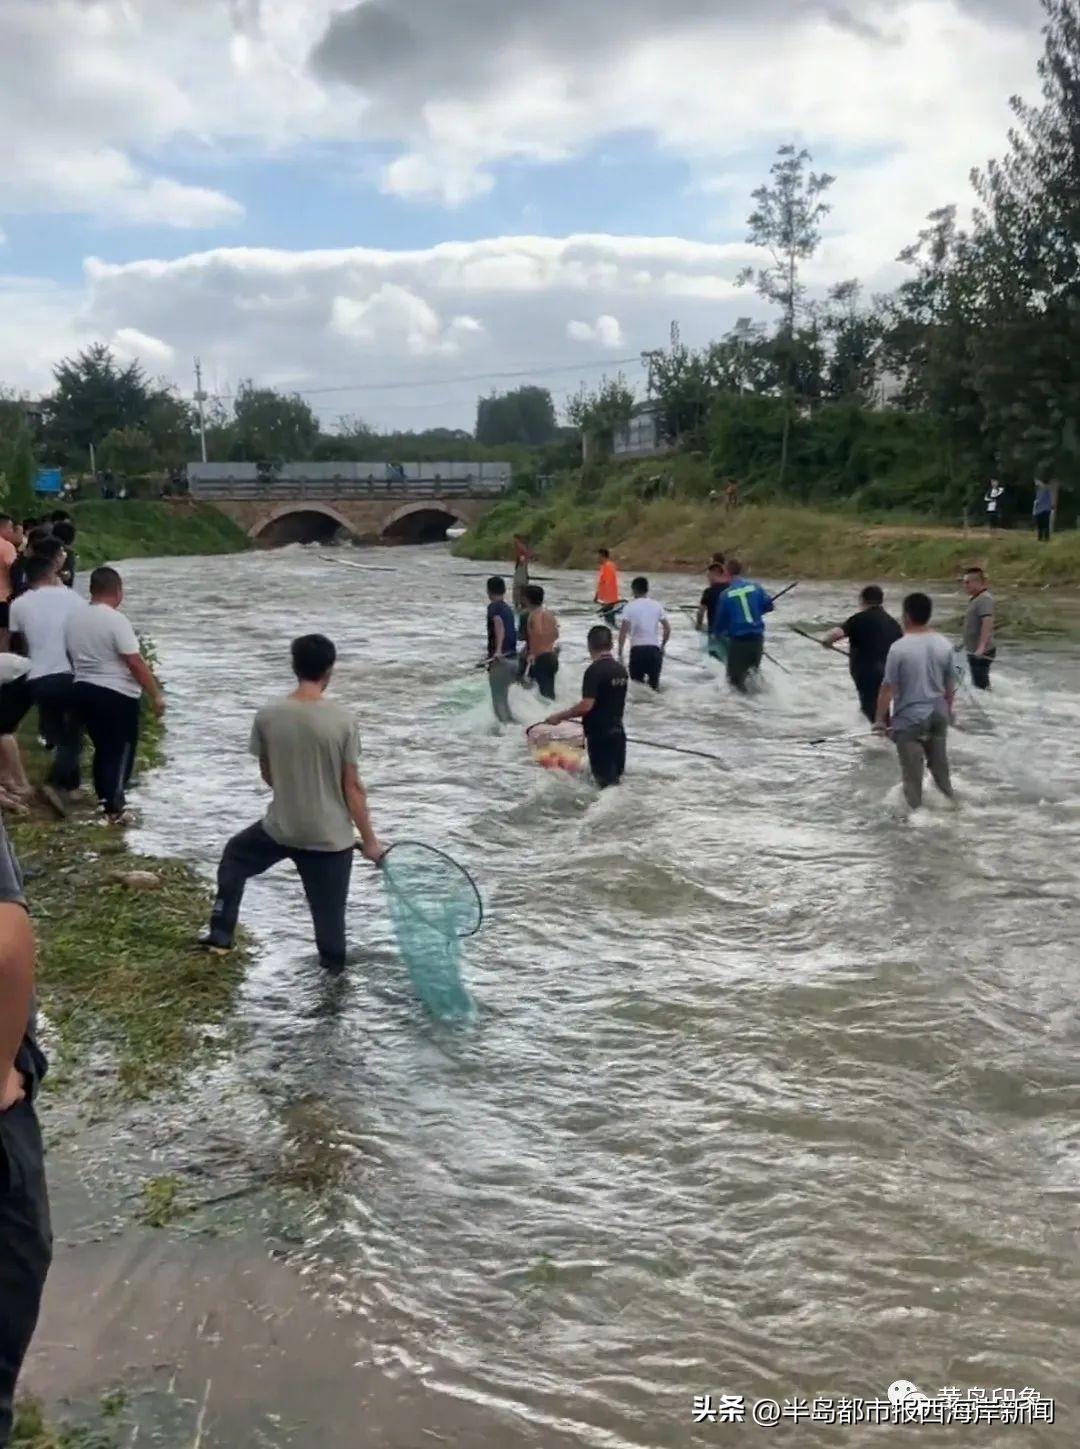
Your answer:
[0,511,164,822]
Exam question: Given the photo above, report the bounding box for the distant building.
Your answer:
[612,401,671,459]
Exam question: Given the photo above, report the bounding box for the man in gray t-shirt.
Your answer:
[876,592,957,810]
[961,567,995,691]
[201,635,386,973]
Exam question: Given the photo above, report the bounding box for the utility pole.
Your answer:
[193,357,208,464]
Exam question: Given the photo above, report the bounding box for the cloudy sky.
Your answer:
[0,0,1043,431]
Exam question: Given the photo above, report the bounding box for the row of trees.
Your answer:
[571,0,1080,517]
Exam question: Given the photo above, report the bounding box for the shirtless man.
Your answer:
[523,584,560,701]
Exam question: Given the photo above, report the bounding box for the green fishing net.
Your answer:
[379,842,481,1020]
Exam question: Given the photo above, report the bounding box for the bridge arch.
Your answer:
[250,503,355,548]
[380,502,466,544]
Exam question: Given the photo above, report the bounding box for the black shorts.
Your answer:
[0,602,8,631]
[0,676,32,736]
[586,730,626,788]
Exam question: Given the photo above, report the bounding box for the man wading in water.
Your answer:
[874,592,957,812]
[545,624,628,788]
[822,585,903,724]
[201,634,385,973]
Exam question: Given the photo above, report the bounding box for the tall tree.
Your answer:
[476,386,557,446]
[565,374,636,456]
[968,0,1080,482]
[44,344,153,467]
[739,145,835,482]
[229,382,321,462]
[3,428,39,519]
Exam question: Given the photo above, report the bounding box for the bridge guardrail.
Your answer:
[188,477,510,501]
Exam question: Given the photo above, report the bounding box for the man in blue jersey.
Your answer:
[711,558,774,692]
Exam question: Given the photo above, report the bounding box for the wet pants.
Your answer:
[966,650,995,691]
[726,635,764,693]
[853,668,885,725]
[32,673,81,791]
[531,651,559,702]
[209,821,354,968]
[586,729,626,789]
[75,683,139,816]
[488,656,517,724]
[628,645,663,691]
[0,1101,52,1448]
[893,713,954,810]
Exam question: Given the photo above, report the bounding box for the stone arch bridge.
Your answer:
[187,461,511,547]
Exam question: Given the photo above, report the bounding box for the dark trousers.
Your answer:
[628,644,663,691]
[209,821,354,968]
[74,683,140,816]
[0,1102,52,1447]
[967,650,996,691]
[853,668,885,725]
[1036,512,1052,542]
[586,730,626,789]
[531,651,559,701]
[32,674,81,791]
[726,635,764,693]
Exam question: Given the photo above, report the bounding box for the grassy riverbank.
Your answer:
[457,462,1080,586]
[7,672,246,1099]
[70,499,249,570]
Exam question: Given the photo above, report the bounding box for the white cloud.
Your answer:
[568,315,624,348]
[111,327,176,367]
[0,234,763,428]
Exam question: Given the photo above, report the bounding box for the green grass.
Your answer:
[7,643,246,1099]
[12,1394,127,1448]
[70,499,249,569]
[457,465,1080,587]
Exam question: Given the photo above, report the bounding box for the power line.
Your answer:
[195,353,645,402]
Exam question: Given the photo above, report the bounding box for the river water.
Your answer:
[40,547,1080,1446]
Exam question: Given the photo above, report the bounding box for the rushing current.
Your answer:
[45,546,1080,1447]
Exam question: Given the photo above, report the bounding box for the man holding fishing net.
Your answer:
[711,558,774,692]
[544,624,628,788]
[200,634,385,973]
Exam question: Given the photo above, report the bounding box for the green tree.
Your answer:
[565,374,636,455]
[3,427,39,519]
[822,282,883,404]
[100,426,157,480]
[44,343,154,468]
[475,386,557,446]
[738,145,835,482]
[142,389,198,469]
[228,382,321,462]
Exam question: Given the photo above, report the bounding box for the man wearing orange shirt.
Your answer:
[594,547,621,628]
[0,516,19,649]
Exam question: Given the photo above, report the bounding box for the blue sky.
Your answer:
[0,0,1041,428]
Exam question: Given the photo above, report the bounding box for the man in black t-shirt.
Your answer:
[696,559,730,658]
[545,624,628,788]
[484,576,518,724]
[822,584,903,723]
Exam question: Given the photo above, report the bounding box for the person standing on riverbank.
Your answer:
[618,577,670,691]
[594,548,621,628]
[984,480,1005,530]
[961,567,996,690]
[485,576,518,724]
[0,819,51,1449]
[822,585,903,724]
[1033,482,1054,542]
[523,584,560,702]
[9,554,86,812]
[711,559,774,693]
[546,625,628,789]
[201,634,385,973]
[65,567,165,826]
[874,592,956,811]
